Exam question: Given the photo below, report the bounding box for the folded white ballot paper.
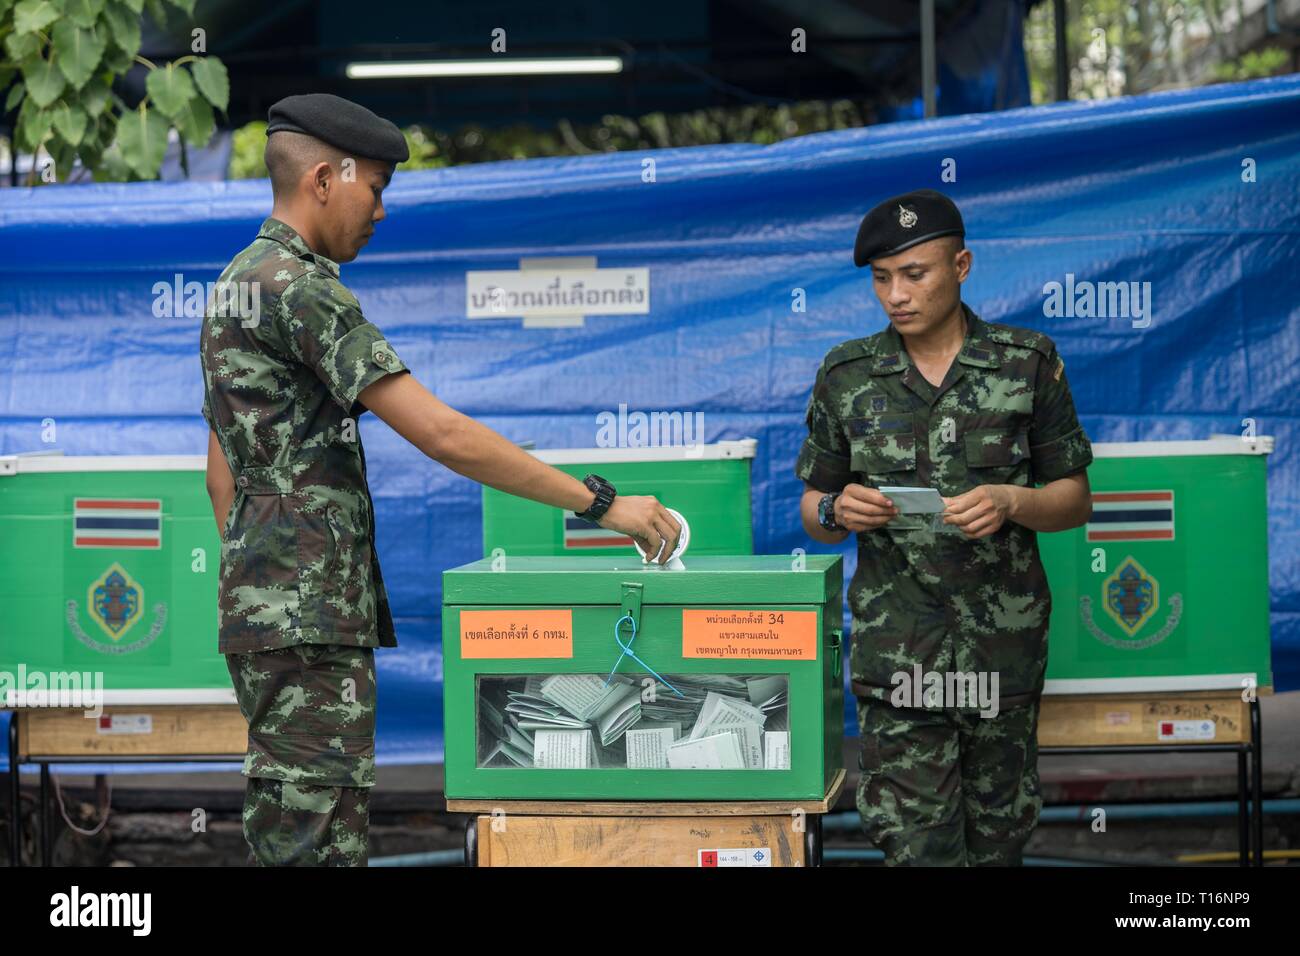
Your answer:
[878,485,944,513]
[666,731,746,769]
[533,728,599,769]
[878,486,964,534]
[625,726,677,769]
[539,674,629,721]
[763,731,790,770]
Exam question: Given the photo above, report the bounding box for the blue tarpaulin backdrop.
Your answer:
[3,74,1299,770]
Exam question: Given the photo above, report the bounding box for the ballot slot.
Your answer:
[475,673,791,770]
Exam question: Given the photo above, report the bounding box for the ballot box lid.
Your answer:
[443,554,842,606]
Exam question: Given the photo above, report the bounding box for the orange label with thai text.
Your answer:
[459,610,574,659]
[682,609,818,660]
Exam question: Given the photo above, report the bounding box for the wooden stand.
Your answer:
[6,704,247,867]
[1038,689,1266,866]
[450,768,845,867]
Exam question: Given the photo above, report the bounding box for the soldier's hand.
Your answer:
[836,483,899,532]
[598,496,681,565]
[942,485,1014,539]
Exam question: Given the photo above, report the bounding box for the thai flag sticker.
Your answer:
[1086,490,1174,543]
[563,515,634,549]
[73,498,163,549]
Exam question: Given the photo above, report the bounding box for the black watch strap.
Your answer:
[576,473,617,522]
[818,492,842,531]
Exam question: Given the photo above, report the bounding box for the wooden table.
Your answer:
[449,768,846,867]
[6,701,246,866]
[1038,688,1266,866]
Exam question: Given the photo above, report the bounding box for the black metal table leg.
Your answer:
[1236,749,1249,867]
[805,813,823,867]
[7,715,19,867]
[1250,698,1263,866]
[464,815,477,867]
[39,763,50,867]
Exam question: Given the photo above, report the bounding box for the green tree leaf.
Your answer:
[189,56,228,112]
[227,119,267,178]
[102,1,142,57]
[118,0,142,12]
[17,95,51,152]
[14,0,59,34]
[114,103,167,177]
[163,0,193,13]
[101,39,132,72]
[52,20,107,90]
[5,83,27,113]
[143,0,166,28]
[84,111,117,160]
[81,78,111,116]
[59,0,105,28]
[94,141,134,181]
[174,91,213,147]
[51,101,88,144]
[5,30,43,63]
[23,57,66,107]
[78,136,105,170]
[144,62,194,118]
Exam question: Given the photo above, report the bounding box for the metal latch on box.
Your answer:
[620,581,643,634]
[608,581,684,698]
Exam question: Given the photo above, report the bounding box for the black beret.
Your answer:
[853,189,965,267]
[266,93,409,164]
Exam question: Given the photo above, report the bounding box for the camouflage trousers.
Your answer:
[854,695,1042,866]
[225,643,377,866]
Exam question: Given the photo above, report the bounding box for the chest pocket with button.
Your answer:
[846,413,916,487]
[963,426,1032,486]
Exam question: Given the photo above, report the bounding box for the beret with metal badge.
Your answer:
[266,93,410,164]
[853,188,965,267]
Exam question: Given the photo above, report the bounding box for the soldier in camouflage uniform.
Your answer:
[202,94,681,865]
[795,190,1093,865]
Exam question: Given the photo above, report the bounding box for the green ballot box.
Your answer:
[442,554,844,801]
[0,452,231,704]
[1040,437,1274,694]
[481,439,756,557]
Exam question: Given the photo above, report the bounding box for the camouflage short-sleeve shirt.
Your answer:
[200,217,410,654]
[795,303,1093,705]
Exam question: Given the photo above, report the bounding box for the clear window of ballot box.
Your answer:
[476,673,791,771]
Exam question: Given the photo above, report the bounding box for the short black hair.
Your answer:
[264,130,347,199]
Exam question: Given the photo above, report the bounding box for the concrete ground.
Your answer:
[4,690,1297,865]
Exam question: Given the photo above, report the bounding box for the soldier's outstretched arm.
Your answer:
[358,372,681,563]
[204,428,235,540]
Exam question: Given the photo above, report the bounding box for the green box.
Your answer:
[1041,437,1273,693]
[0,453,230,704]
[481,439,756,557]
[442,554,844,801]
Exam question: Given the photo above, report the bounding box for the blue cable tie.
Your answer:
[605,613,685,698]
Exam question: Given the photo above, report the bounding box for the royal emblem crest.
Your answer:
[1103,556,1158,634]
[88,562,143,641]
[898,204,917,228]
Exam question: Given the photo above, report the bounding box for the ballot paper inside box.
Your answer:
[442,555,845,801]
